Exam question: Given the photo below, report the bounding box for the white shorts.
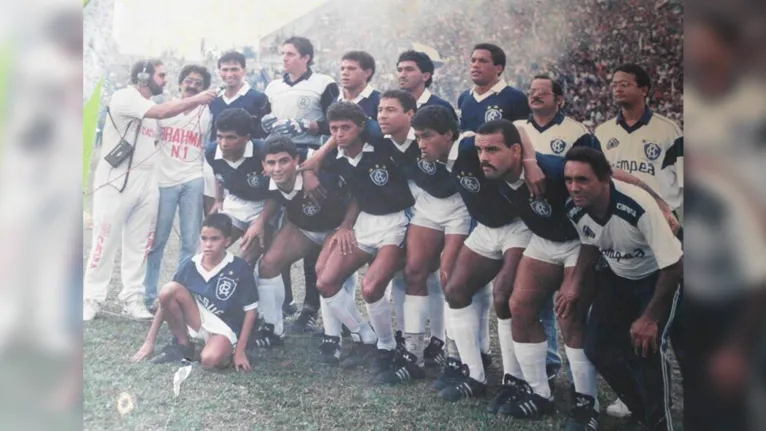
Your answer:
[299,227,332,246]
[221,194,264,231]
[464,219,532,260]
[410,192,471,235]
[523,235,581,268]
[354,210,409,255]
[203,161,216,198]
[187,298,238,347]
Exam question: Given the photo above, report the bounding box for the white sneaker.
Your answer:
[83,301,100,321]
[122,301,153,320]
[606,398,632,418]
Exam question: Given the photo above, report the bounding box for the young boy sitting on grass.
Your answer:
[131,213,258,371]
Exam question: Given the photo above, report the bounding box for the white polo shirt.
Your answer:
[514,112,598,156]
[595,108,683,210]
[567,180,683,280]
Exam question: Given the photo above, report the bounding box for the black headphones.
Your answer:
[136,60,150,86]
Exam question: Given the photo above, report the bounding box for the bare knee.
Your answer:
[158,282,183,305]
[361,277,385,303]
[258,255,281,279]
[200,347,229,369]
[444,282,471,309]
[509,290,538,325]
[404,262,429,295]
[492,285,512,319]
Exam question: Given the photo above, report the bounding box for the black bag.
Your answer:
[103,107,142,168]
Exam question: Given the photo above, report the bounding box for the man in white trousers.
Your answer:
[83,59,216,321]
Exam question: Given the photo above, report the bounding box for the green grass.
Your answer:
[83,206,683,430]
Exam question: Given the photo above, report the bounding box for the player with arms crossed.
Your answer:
[563,147,683,431]
[254,135,356,358]
[132,213,258,371]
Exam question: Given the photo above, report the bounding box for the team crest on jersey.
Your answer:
[458,172,480,193]
[643,141,662,161]
[550,139,567,154]
[369,164,389,186]
[246,172,261,188]
[216,272,238,301]
[606,138,620,150]
[484,105,503,122]
[302,202,321,216]
[417,158,437,175]
[582,225,596,238]
[297,96,310,109]
[529,198,552,218]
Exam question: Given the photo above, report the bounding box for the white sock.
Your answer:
[404,294,429,365]
[366,290,395,350]
[447,305,485,383]
[515,341,551,399]
[426,270,444,341]
[474,283,492,353]
[565,345,599,410]
[256,275,284,335]
[324,288,376,344]
[320,295,342,339]
[391,271,406,333]
[318,274,358,342]
[444,299,460,360]
[497,318,523,379]
[446,337,460,361]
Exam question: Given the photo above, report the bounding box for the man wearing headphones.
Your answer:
[83,59,217,322]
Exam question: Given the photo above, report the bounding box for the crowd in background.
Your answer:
[87,0,683,129]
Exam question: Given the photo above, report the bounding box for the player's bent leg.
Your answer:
[404,225,444,296]
[259,221,316,279]
[361,244,405,376]
[199,335,234,370]
[505,256,561,417]
[152,282,199,363]
[317,244,377,367]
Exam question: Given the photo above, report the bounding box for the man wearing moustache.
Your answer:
[144,65,214,311]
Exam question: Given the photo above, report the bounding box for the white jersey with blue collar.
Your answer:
[514,112,599,157]
[567,180,683,280]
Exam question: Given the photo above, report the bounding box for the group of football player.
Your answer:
[88,34,683,431]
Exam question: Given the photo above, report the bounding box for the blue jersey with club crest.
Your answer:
[498,152,579,242]
[458,81,530,133]
[204,140,271,202]
[325,138,414,215]
[446,135,517,227]
[267,169,349,232]
[378,132,457,198]
[172,253,259,335]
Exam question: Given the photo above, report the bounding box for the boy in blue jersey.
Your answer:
[252,135,357,360]
[457,43,529,133]
[311,102,414,374]
[396,50,457,120]
[205,108,272,266]
[563,147,683,431]
[408,107,561,410]
[132,214,258,371]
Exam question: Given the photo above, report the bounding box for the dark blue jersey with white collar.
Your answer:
[498,152,579,242]
[458,82,530,133]
[324,138,414,215]
[172,253,258,335]
[378,134,457,198]
[268,169,349,232]
[447,135,517,227]
[204,140,271,202]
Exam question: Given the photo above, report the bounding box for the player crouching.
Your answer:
[131,214,258,371]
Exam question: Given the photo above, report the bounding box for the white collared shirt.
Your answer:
[338,83,375,104]
[219,82,252,105]
[214,140,254,169]
[268,174,304,200]
[470,79,509,103]
[505,167,526,190]
[192,252,235,283]
[416,89,433,108]
[337,142,375,167]
[384,128,417,153]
